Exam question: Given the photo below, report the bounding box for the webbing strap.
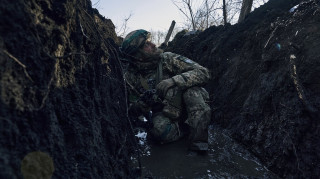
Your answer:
[156,58,163,85]
[139,75,150,90]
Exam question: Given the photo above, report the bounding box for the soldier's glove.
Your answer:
[159,42,168,49]
[156,78,175,98]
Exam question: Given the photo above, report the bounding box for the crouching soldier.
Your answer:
[120,29,211,151]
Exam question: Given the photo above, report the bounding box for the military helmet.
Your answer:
[120,29,151,55]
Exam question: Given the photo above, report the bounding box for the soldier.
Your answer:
[120,29,211,151]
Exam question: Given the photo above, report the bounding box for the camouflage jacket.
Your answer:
[124,52,210,104]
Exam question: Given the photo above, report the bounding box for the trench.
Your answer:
[132,125,280,178]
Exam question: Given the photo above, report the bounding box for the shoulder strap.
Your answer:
[156,58,163,85]
[140,75,150,90]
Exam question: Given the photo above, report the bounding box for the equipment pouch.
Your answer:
[162,87,182,120]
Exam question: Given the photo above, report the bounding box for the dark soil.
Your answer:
[166,0,320,178]
[1,0,319,178]
[0,0,136,178]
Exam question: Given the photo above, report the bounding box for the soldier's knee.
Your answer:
[150,113,181,143]
[183,87,210,111]
[183,87,209,100]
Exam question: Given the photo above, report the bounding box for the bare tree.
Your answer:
[197,0,220,29]
[172,0,199,30]
[186,1,196,30]
[172,0,223,30]
[92,0,100,8]
[149,27,181,46]
[238,0,254,23]
[222,0,227,24]
[116,13,132,37]
[149,30,166,46]
[91,0,103,11]
[171,0,269,30]
[205,0,209,28]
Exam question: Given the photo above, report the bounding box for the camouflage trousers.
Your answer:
[150,86,211,143]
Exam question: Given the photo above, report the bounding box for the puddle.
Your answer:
[132,125,280,178]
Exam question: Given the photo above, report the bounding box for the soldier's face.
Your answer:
[142,41,157,54]
[135,40,163,62]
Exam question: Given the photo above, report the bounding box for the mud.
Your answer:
[135,126,280,178]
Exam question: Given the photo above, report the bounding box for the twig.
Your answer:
[283,130,305,177]
[289,56,318,115]
[44,51,91,60]
[264,26,278,48]
[34,73,54,111]
[3,50,34,82]
[3,50,26,68]
[80,22,89,39]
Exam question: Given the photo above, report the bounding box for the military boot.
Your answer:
[188,125,209,151]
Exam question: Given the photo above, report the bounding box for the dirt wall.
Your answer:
[167,0,320,178]
[0,0,136,178]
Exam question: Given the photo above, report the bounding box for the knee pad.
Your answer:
[150,114,182,143]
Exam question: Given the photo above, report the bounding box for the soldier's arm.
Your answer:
[160,52,210,90]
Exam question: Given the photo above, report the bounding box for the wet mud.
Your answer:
[135,126,280,178]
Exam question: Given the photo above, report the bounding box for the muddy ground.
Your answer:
[0,0,319,178]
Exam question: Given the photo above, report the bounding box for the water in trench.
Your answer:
[132,125,280,179]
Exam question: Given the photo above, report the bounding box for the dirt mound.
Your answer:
[0,0,136,178]
[167,0,320,178]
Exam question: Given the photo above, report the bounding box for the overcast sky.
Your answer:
[92,0,185,35]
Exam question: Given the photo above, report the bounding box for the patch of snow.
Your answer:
[135,131,147,139]
[289,5,299,13]
[290,54,296,59]
[184,30,200,36]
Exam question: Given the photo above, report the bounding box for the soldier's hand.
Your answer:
[156,78,175,98]
[159,42,168,49]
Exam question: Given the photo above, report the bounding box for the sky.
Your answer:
[92,0,186,36]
